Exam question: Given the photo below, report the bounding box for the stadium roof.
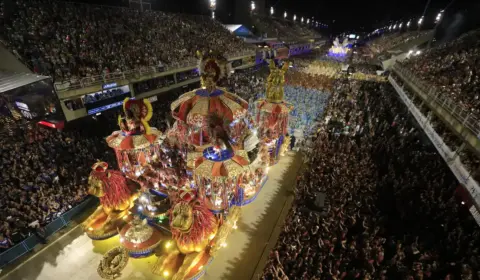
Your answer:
[0,72,50,93]
[224,24,253,37]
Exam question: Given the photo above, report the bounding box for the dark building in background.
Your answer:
[215,0,234,23]
[152,0,209,15]
[52,0,266,25]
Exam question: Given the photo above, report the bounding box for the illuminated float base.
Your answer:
[156,251,214,280]
[188,256,214,280]
[266,140,282,166]
[119,217,165,258]
[85,209,133,240]
[238,175,268,206]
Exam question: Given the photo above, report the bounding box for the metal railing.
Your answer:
[0,197,98,269]
[393,63,480,137]
[53,50,255,92]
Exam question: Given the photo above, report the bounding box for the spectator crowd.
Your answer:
[0,124,115,249]
[262,76,480,279]
[369,31,431,55]
[392,76,480,178]
[2,0,255,86]
[399,28,480,116]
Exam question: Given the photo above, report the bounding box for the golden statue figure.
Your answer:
[266,60,289,103]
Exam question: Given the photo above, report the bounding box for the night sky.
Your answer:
[265,0,475,34]
[62,0,480,37]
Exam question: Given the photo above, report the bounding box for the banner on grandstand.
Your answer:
[469,206,480,226]
[83,85,131,115]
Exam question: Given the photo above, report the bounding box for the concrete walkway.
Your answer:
[1,152,302,280]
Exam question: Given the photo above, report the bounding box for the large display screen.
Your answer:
[84,85,131,115]
[348,34,357,39]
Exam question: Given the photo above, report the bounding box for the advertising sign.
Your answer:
[84,85,131,115]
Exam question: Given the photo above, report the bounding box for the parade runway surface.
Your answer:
[1,152,302,280]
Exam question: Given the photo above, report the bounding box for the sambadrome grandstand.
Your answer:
[1,0,480,280]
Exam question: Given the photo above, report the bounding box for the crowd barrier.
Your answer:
[0,197,98,268]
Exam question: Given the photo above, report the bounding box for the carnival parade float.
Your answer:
[329,37,351,57]
[88,51,280,279]
[255,61,293,165]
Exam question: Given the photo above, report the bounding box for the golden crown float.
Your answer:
[86,51,284,280]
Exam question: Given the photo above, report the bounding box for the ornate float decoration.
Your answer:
[329,37,351,57]
[193,147,250,211]
[97,247,130,279]
[169,51,249,149]
[134,190,170,224]
[236,167,267,206]
[191,113,253,211]
[106,97,188,208]
[106,98,170,190]
[256,61,293,165]
[119,216,164,258]
[82,162,135,240]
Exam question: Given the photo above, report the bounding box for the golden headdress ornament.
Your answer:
[197,50,231,92]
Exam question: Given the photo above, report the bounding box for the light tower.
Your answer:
[418,16,424,27]
[435,10,444,23]
[209,0,216,19]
